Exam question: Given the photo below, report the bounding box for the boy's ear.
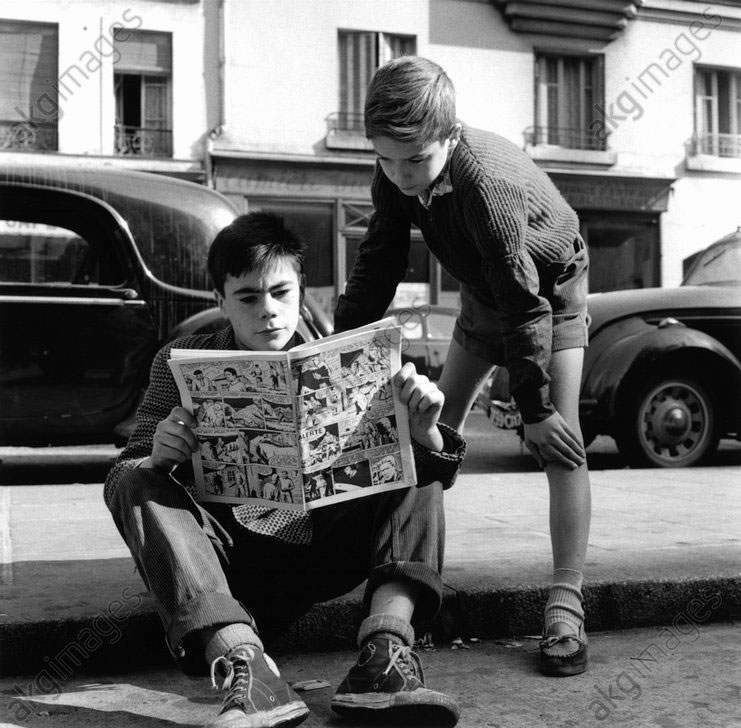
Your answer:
[449,122,462,146]
[214,289,226,313]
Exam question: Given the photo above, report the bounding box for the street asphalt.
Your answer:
[1,411,740,726]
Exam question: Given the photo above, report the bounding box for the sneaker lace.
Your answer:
[382,643,419,680]
[210,650,250,693]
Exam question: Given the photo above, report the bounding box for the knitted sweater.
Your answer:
[335,124,580,423]
[105,325,466,545]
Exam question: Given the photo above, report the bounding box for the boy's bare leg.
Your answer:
[439,342,591,652]
[543,347,591,637]
[368,580,417,622]
[438,338,495,432]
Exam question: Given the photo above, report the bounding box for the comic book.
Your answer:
[167,318,417,510]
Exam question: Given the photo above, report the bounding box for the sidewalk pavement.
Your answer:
[2,622,740,727]
[1,435,740,678]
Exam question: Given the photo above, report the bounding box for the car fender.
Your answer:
[582,318,741,428]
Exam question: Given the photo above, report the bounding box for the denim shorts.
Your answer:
[453,235,589,364]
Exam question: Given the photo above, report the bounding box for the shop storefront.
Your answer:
[213,153,675,318]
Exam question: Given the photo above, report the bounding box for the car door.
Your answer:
[0,185,158,444]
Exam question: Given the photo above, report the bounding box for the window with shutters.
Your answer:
[530,53,606,151]
[326,30,415,150]
[692,67,741,158]
[0,20,59,152]
[113,30,172,157]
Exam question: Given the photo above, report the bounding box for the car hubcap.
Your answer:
[639,382,709,463]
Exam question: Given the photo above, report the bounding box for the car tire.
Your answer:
[616,373,719,468]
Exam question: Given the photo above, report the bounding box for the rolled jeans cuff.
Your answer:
[167,592,254,672]
[365,561,443,622]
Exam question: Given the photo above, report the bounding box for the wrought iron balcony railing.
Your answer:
[688,133,741,159]
[525,125,608,152]
[114,125,173,157]
[0,119,58,151]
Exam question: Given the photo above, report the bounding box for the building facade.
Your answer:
[0,0,215,180]
[2,0,740,315]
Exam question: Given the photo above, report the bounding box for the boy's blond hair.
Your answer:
[364,56,456,145]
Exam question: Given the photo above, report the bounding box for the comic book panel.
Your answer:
[183,364,219,393]
[331,458,373,492]
[252,466,282,502]
[303,467,335,503]
[226,395,265,429]
[240,360,290,392]
[261,395,295,431]
[250,466,302,504]
[193,396,230,429]
[340,414,398,452]
[198,432,248,465]
[245,430,299,468]
[217,465,250,498]
[203,463,228,496]
[298,386,343,428]
[300,423,341,469]
[370,452,403,486]
[294,355,333,394]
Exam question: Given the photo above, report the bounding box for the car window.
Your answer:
[394,310,425,340]
[0,220,97,285]
[0,187,129,288]
[426,312,455,339]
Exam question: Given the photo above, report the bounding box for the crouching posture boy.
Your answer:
[104,212,466,728]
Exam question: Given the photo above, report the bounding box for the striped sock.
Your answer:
[204,623,264,665]
[358,614,415,648]
[544,583,584,636]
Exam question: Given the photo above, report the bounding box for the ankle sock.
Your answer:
[358,614,414,648]
[544,582,584,636]
[204,623,263,666]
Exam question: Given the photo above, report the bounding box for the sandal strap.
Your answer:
[539,633,587,650]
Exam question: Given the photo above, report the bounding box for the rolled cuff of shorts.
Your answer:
[364,561,443,621]
[412,423,466,489]
[166,592,255,673]
[516,385,557,425]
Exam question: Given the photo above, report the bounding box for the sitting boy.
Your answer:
[104,212,466,728]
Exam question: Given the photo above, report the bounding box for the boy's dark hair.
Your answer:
[207,211,306,295]
[224,367,237,376]
[364,56,456,145]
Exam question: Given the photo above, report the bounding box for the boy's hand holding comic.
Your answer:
[141,406,198,473]
[394,362,444,453]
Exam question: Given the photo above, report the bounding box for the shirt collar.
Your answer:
[417,163,454,209]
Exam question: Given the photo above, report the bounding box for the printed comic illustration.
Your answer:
[167,320,416,510]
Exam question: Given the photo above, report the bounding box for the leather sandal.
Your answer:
[538,621,589,677]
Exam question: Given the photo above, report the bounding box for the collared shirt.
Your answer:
[418,166,454,209]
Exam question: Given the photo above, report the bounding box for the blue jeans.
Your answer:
[108,468,445,674]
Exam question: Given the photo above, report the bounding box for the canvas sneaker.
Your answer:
[330,636,459,725]
[205,645,309,728]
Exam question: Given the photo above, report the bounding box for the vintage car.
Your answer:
[482,230,741,468]
[386,304,458,380]
[0,162,332,445]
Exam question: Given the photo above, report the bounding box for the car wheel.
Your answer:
[616,374,719,468]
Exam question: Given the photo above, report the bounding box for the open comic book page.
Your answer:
[288,323,416,510]
[167,319,416,510]
[168,351,304,508]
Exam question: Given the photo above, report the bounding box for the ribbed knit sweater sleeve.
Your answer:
[459,174,555,423]
[103,328,234,508]
[334,164,411,332]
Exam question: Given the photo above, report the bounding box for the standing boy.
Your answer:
[335,56,591,677]
[105,212,466,728]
